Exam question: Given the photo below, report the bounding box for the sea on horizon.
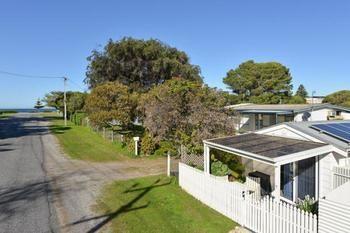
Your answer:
[0,108,56,113]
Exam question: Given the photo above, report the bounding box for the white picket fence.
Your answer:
[333,166,350,189]
[179,162,318,233]
[245,176,261,200]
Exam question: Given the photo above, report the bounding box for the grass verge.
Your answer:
[45,114,134,162]
[0,112,16,119]
[95,175,237,233]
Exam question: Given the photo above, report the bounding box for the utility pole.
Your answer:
[63,77,68,126]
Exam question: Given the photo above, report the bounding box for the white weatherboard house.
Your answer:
[179,120,350,233]
[227,103,350,132]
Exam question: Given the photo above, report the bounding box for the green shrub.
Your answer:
[154,141,177,157]
[141,133,156,156]
[210,149,245,181]
[126,137,135,151]
[210,159,231,176]
[71,111,86,125]
[296,195,318,214]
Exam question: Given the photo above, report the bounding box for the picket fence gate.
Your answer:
[179,162,318,233]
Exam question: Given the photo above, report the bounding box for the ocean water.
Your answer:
[0,108,56,113]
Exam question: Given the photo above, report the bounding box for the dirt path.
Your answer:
[41,119,167,233]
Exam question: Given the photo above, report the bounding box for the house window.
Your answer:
[277,115,294,124]
[297,157,316,199]
[281,163,293,201]
[255,114,277,130]
[280,157,316,202]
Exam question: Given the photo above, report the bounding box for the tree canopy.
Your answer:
[44,91,65,111]
[288,95,306,104]
[295,84,308,98]
[139,78,234,152]
[85,37,202,92]
[223,60,293,104]
[323,90,350,107]
[67,92,88,114]
[84,82,136,128]
[44,91,87,115]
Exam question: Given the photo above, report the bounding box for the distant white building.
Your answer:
[226,103,350,132]
[306,95,325,104]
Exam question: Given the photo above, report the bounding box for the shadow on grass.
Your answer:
[49,124,71,135]
[41,115,62,121]
[69,178,172,233]
[41,116,72,134]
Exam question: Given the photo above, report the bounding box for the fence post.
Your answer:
[133,137,139,156]
[111,131,114,142]
[103,127,106,139]
[167,151,171,177]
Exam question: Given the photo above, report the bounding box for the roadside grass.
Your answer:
[0,112,16,119]
[44,114,135,162]
[94,175,237,233]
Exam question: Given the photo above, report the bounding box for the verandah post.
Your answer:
[273,165,281,201]
[203,143,210,175]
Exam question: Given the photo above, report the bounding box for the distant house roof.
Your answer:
[225,103,350,114]
[306,96,325,98]
[204,133,330,165]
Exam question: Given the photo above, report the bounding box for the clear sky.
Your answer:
[0,0,349,108]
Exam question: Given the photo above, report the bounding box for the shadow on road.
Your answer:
[0,168,103,222]
[0,180,55,221]
[68,178,171,233]
[0,115,62,140]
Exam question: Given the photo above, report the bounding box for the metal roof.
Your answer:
[285,120,350,151]
[206,133,327,160]
[225,103,350,114]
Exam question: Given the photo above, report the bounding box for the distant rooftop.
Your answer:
[226,103,350,114]
[306,96,325,98]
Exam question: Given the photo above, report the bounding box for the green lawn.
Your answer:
[95,175,237,233]
[46,115,134,161]
[0,112,16,119]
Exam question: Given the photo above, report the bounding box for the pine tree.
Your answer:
[34,98,44,110]
[295,84,308,98]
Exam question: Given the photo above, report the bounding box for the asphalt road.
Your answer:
[0,113,58,233]
[0,113,168,233]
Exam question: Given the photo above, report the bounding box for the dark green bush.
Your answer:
[211,159,231,176]
[210,149,245,181]
[126,137,136,153]
[141,133,156,156]
[71,111,86,125]
[154,141,177,157]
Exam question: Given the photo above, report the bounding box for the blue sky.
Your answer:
[0,0,349,108]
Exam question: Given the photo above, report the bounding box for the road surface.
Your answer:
[0,113,58,233]
[0,113,166,233]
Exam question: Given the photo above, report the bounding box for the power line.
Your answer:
[0,69,69,126]
[0,69,87,91]
[67,79,87,91]
[0,69,63,79]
